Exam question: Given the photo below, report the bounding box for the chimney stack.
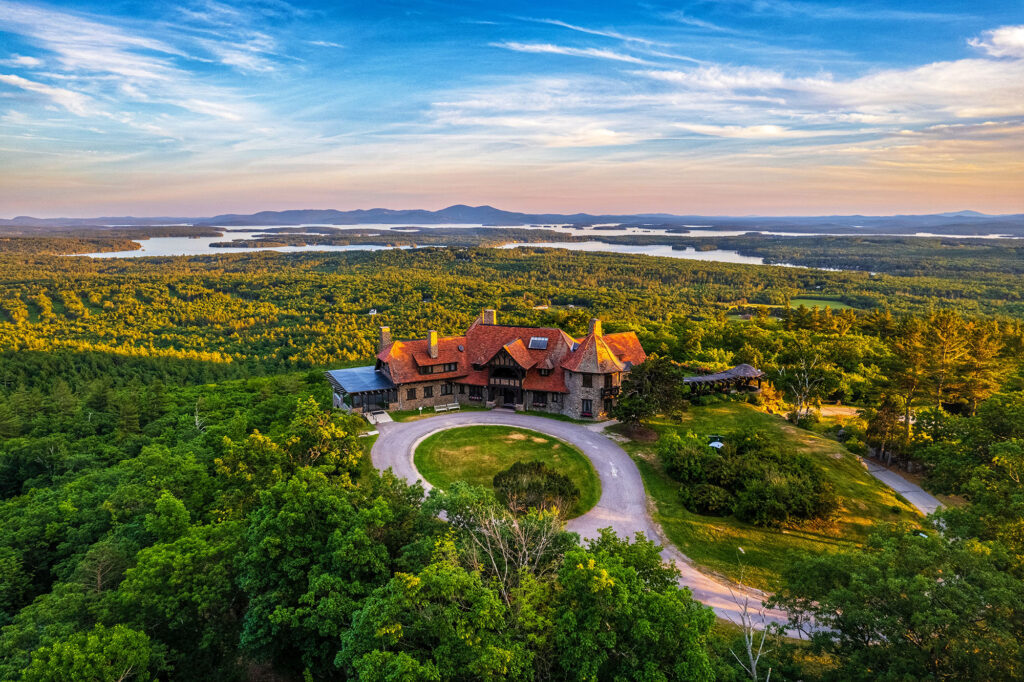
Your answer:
[482,309,497,325]
[379,326,392,352]
[428,330,439,359]
[589,318,602,337]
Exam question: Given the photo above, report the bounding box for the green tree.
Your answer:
[143,491,190,543]
[115,523,243,680]
[237,470,428,677]
[553,530,715,682]
[612,354,684,427]
[284,396,362,477]
[20,623,163,682]
[337,540,530,681]
[770,527,1024,681]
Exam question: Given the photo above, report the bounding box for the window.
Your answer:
[551,393,561,403]
[539,368,551,376]
[604,398,614,414]
[528,336,548,350]
[424,386,433,398]
[419,362,458,375]
[582,374,593,388]
[532,391,547,406]
[407,388,416,400]
[441,383,453,396]
[459,384,466,394]
[604,374,614,388]
[581,399,593,416]
[469,385,483,400]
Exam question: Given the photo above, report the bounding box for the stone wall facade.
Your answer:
[392,379,461,411]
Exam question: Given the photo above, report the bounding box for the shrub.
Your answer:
[656,431,709,483]
[680,483,734,516]
[660,427,838,526]
[493,460,580,516]
[844,437,868,456]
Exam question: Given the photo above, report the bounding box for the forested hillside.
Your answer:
[1,248,1022,680]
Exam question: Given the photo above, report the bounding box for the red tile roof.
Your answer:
[375,315,645,389]
[377,335,468,384]
[603,332,647,367]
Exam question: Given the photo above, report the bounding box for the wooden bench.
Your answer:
[446,402,460,411]
[432,402,461,413]
[433,404,449,413]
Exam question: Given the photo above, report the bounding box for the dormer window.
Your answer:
[539,368,552,376]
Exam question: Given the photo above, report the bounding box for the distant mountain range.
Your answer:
[2,204,1022,235]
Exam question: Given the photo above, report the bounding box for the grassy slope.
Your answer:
[789,297,856,310]
[414,425,601,518]
[618,402,917,590]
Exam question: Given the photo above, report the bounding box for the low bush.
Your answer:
[680,483,734,516]
[659,427,838,526]
[493,460,580,516]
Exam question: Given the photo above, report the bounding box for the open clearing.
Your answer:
[790,297,857,310]
[414,425,601,518]
[615,402,918,590]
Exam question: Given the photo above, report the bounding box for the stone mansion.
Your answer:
[326,309,646,420]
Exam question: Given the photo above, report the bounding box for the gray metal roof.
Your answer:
[324,366,396,394]
[683,363,764,384]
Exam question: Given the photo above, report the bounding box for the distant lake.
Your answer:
[81,231,402,258]
[499,241,768,265]
[75,223,1020,263]
[77,230,767,266]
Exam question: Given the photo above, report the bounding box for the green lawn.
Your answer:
[414,425,601,518]
[789,297,857,310]
[615,403,917,590]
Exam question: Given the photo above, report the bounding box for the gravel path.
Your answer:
[860,458,942,516]
[371,410,790,626]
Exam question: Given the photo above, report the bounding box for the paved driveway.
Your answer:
[372,410,791,626]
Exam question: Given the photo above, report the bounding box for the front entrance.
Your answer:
[501,388,518,407]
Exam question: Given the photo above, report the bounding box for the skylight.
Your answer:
[528,336,548,350]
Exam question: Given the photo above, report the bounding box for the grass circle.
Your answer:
[413,425,601,518]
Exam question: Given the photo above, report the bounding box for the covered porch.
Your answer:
[324,366,397,413]
[683,363,764,394]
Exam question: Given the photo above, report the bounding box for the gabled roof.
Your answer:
[368,316,647,388]
[377,335,469,384]
[500,339,536,369]
[561,332,625,373]
[602,332,646,369]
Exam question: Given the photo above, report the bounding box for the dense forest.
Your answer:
[1,246,1023,680]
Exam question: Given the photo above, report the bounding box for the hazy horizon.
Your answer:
[2,203,1020,223]
[2,0,1023,217]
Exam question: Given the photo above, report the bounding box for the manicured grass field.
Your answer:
[615,402,917,591]
[789,297,857,310]
[414,425,601,518]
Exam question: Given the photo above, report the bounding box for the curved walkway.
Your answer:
[371,410,789,626]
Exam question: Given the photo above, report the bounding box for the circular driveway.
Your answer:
[371,409,790,625]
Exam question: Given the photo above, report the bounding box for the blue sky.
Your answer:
[1,0,1022,217]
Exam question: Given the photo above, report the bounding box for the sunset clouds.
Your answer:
[0,0,1021,216]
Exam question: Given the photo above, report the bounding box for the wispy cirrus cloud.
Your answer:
[0,73,94,115]
[712,0,965,22]
[491,41,652,65]
[526,18,662,45]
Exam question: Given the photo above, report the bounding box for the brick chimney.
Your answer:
[482,309,497,325]
[379,326,392,352]
[428,330,439,359]
[589,317,603,337]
